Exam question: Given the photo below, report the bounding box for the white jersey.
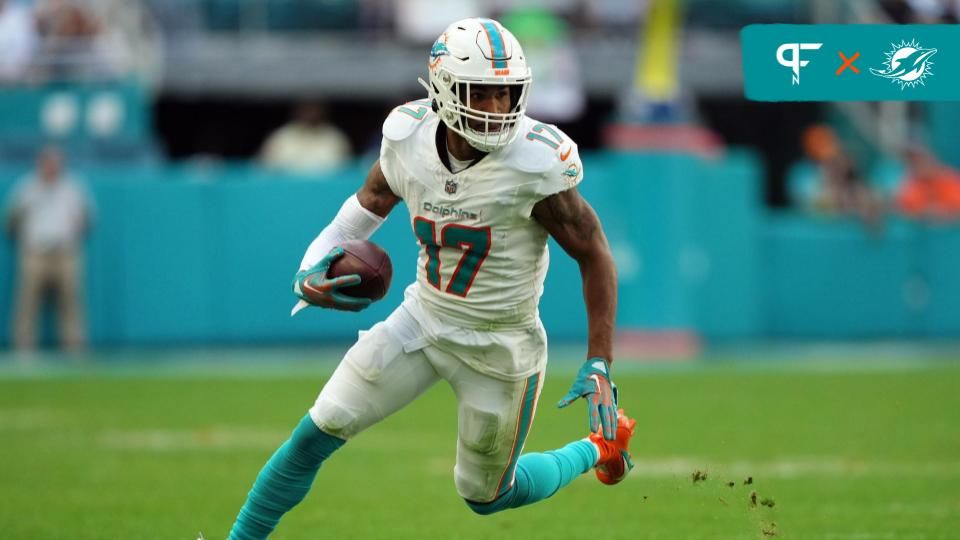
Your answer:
[379,99,583,332]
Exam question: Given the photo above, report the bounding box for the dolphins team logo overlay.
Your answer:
[870,39,937,89]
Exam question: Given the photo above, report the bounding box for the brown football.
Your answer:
[326,240,393,301]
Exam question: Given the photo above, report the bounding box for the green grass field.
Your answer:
[1,350,959,539]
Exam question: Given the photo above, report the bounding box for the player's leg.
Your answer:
[467,415,636,515]
[436,358,593,513]
[228,306,438,540]
[455,369,636,514]
[433,340,635,515]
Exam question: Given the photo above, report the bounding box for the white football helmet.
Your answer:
[419,18,532,153]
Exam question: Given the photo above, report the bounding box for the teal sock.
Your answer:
[228,414,345,540]
[466,439,598,515]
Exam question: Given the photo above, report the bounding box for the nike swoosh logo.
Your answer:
[560,146,572,161]
[302,277,326,296]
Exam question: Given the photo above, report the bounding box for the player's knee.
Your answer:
[464,498,499,516]
[455,467,485,503]
[309,397,361,440]
[462,488,514,516]
[458,405,501,455]
[454,461,509,506]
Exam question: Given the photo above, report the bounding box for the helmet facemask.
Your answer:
[420,68,531,153]
[457,82,529,151]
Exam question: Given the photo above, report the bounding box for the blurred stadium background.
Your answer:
[1,1,959,539]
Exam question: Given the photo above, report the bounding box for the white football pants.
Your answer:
[309,299,547,503]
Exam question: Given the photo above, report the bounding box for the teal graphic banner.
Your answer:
[742,24,960,101]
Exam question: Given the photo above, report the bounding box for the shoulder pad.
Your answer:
[502,117,576,175]
[382,99,435,142]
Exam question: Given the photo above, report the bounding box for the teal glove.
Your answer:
[557,357,619,440]
[292,247,371,312]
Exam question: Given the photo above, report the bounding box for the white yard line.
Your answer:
[98,427,289,451]
[0,408,63,429]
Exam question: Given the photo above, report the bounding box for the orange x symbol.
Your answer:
[836,51,860,75]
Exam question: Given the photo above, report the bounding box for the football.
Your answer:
[327,239,393,301]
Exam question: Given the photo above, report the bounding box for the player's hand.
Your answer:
[292,247,372,312]
[557,357,618,440]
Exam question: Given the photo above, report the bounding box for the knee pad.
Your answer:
[309,395,362,440]
[458,405,501,455]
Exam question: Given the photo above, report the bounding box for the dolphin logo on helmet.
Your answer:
[429,34,451,69]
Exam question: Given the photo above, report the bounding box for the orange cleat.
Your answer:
[589,409,637,485]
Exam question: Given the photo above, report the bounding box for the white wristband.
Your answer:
[299,194,386,271]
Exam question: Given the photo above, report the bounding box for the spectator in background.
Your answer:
[34,0,119,80]
[896,145,960,219]
[395,0,483,42]
[260,102,352,174]
[880,0,959,23]
[799,124,882,225]
[583,0,648,29]
[0,0,38,83]
[4,147,93,352]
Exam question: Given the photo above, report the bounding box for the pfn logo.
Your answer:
[776,42,823,85]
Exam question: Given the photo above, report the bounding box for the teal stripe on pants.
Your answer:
[495,371,540,497]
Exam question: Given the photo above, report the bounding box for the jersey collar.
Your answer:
[435,121,488,174]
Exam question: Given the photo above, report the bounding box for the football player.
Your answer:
[228,18,636,539]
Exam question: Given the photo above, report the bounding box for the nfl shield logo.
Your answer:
[445,179,458,194]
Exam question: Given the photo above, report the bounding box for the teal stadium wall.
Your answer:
[0,151,763,346]
[2,152,960,346]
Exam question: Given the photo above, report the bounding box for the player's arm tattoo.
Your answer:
[356,160,401,218]
[533,188,617,362]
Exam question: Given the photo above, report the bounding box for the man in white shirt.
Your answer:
[4,147,93,351]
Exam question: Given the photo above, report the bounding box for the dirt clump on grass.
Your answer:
[691,469,708,484]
